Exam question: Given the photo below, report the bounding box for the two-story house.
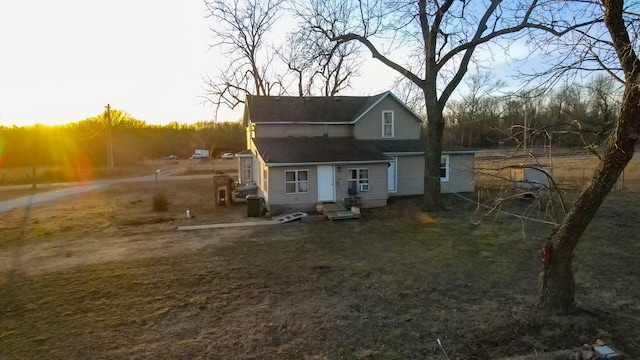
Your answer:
[236,91,476,214]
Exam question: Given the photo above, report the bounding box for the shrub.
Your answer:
[153,192,168,211]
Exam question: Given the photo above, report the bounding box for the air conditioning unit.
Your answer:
[359,183,370,192]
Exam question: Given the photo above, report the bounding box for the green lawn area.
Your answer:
[0,186,638,359]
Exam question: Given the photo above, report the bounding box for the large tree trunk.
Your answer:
[538,0,640,312]
[423,92,445,211]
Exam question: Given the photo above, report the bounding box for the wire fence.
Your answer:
[474,148,640,192]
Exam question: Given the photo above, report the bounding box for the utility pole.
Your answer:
[105,104,114,172]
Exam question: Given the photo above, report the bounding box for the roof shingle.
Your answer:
[246,94,383,124]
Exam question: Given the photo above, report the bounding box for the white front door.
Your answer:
[388,157,397,192]
[317,165,335,202]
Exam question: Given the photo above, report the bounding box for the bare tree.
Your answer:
[204,0,285,118]
[445,71,506,147]
[301,0,593,211]
[534,0,640,313]
[279,12,362,97]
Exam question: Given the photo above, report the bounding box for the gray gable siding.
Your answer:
[442,153,475,193]
[393,155,425,196]
[353,96,421,140]
[255,123,352,138]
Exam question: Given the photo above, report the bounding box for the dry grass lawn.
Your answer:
[0,178,639,359]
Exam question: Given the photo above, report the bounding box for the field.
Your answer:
[476,148,640,191]
[0,157,238,186]
[0,176,639,359]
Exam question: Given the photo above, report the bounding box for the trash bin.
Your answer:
[246,195,261,217]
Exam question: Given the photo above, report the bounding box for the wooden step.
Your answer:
[325,210,360,221]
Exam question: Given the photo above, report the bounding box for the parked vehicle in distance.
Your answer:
[191,149,210,159]
[167,155,177,160]
[221,152,235,160]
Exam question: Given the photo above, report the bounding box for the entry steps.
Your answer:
[319,202,360,221]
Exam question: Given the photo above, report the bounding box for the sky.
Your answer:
[0,0,399,127]
[0,0,221,126]
[0,1,536,127]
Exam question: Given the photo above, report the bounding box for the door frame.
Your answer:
[387,156,397,193]
[317,165,335,202]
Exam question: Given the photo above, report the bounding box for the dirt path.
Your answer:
[0,173,214,212]
[0,179,254,277]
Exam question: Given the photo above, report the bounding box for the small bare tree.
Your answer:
[279,8,362,97]
[204,0,285,117]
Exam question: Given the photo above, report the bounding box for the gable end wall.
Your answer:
[353,96,421,140]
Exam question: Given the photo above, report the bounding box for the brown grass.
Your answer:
[0,179,638,359]
[476,151,640,191]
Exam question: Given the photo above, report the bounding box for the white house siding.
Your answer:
[441,153,475,193]
[256,124,352,138]
[353,96,421,140]
[334,163,388,208]
[264,163,388,214]
[393,155,425,196]
[266,166,318,214]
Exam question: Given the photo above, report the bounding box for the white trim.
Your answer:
[383,152,424,156]
[265,160,389,167]
[262,166,268,192]
[387,156,397,193]
[317,165,336,202]
[347,168,370,193]
[440,154,450,183]
[284,169,309,194]
[240,156,253,183]
[382,110,394,138]
[251,121,351,125]
[443,150,480,154]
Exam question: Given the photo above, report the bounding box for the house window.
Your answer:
[382,111,394,138]
[241,157,252,183]
[285,170,308,194]
[348,168,369,193]
[263,166,268,191]
[440,155,450,182]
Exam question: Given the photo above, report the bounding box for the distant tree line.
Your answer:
[443,73,621,150]
[0,112,245,169]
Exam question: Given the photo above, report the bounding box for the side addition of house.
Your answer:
[236,91,476,214]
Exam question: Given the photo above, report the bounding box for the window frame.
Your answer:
[440,155,450,183]
[347,168,370,193]
[240,157,252,183]
[382,110,394,138]
[262,166,268,191]
[284,169,309,194]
